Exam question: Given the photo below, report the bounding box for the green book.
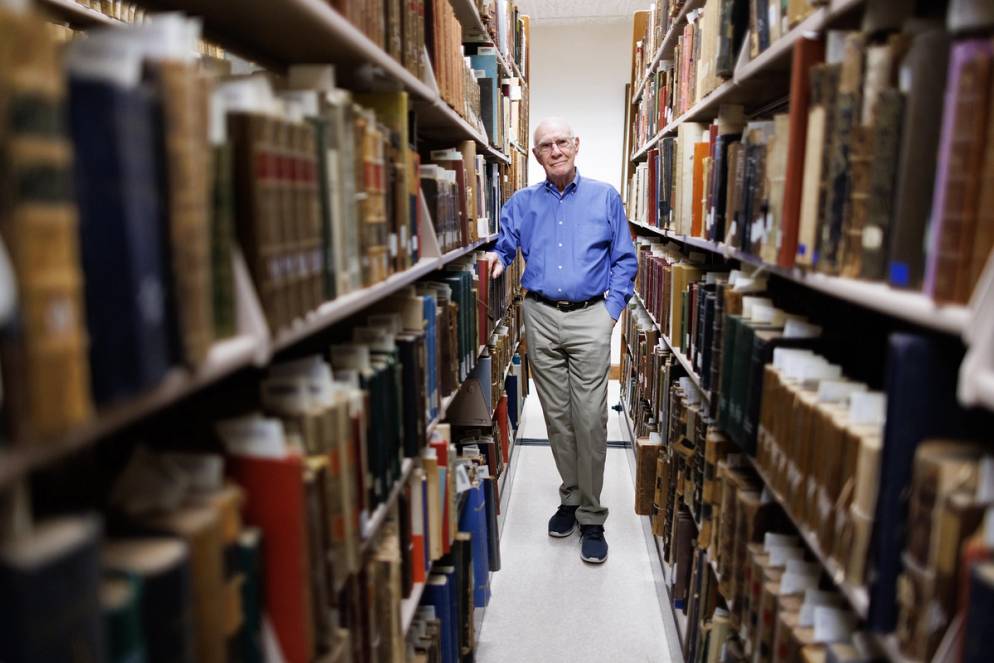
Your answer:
[308,117,337,301]
[210,144,237,339]
[101,573,146,663]
[717,314,740,433]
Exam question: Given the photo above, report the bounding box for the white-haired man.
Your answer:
[487,117,637,563]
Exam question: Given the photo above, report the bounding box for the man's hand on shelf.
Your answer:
[485,251,504,280]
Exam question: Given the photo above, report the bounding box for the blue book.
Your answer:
[68,76,173,405]
[470,52,499,144]
[457,483,491,607]
[869,333,988,631]
[422,293,438,420]
[437,565,460,663]
[423,575,455,663]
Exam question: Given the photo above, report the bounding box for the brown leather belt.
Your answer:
[526,291,604,312]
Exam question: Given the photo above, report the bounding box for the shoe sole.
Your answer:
[581,552,607,564]
[548,524,577,538]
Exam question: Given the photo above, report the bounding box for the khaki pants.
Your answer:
[522,296,614,526]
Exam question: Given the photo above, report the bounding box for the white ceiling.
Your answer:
[514,0,649,25]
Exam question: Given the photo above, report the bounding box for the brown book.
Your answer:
[859,86,905,280]
[818,34,864,274]
[0,6,92,440]
[229,112,286,332]
[925,40,993,303]
[146,60,214,365]
[967,75,994,292]
[636,435,664,515]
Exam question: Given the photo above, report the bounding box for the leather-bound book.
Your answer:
[888,27,952,290]
[796,64,840,268]
[923,39,993,303]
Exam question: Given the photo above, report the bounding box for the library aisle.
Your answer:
[477,381,674,663]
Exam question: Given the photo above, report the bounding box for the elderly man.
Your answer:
[487,117,637,563]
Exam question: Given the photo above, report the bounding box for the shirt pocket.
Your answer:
[575,216,612,250]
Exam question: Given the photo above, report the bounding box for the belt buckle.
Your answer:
[554,300,571,311]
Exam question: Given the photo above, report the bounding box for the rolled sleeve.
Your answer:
[494,196,520,267]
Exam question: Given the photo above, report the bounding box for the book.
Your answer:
[102,538,195,663]
[779,35,825,268]
[67,36,175,406]
[0,4,93,438]
[887,28,951,289]
[964,562,994,663]
[923,39,994,304]
[100,574,145,663]
[0,516,103,662]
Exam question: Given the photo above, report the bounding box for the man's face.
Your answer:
[533,125,579,181]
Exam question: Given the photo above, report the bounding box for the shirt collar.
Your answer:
[544,168,580,196]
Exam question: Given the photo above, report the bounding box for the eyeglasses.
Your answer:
[535,137,576,155]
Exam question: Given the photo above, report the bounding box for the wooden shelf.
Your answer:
[38,0,119,26]
[629,219,970,336]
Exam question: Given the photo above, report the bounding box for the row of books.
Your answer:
[0,6,521,445]
[627,4,994,306]
[479,0,529,80]
[56,1,226,58]
[326,0,426,81]
[630,0,820,154]
[68,0,143,22]
[469,48,528,156]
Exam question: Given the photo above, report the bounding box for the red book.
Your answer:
[430,436,451,555]
[409,471,427,584]
[228,454,314,663]
[778,35,825,268]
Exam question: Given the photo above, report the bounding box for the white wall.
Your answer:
[527,19,632,192]
[526,18,632,365]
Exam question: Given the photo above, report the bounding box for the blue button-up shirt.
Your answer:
[494,169,638,320]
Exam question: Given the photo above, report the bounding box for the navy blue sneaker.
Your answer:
[580,525,608,563]
[548,504,579,537]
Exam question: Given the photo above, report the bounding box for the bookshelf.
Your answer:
[620,2,994,663]
[0,1,532,662]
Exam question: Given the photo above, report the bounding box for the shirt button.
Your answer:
[558,265,562,269]
[559,221,562,225]
[558,243,562,247]
[558,288,562,292]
